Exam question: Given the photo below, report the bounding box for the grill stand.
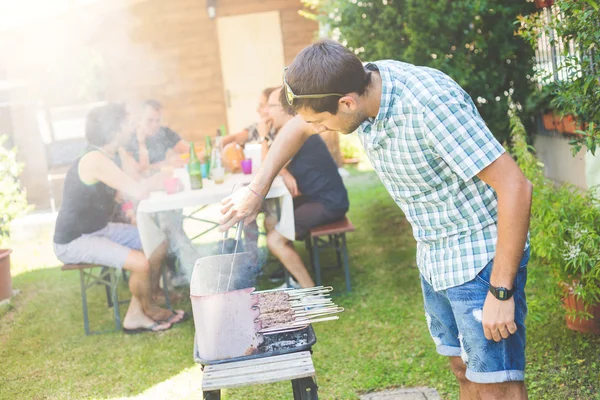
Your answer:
[200,350,318,399]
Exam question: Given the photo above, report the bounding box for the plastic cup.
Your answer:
[241,159,252,175]
[211,167,225,184]
[164,177,181,194]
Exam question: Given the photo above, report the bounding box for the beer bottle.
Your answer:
[189,142,203,190]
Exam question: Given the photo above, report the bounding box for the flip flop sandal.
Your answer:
[162,310,189,325]
[123,322,171,335]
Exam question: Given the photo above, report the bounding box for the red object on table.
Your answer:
[164,177,182,194]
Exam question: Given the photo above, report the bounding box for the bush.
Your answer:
[339,133,364,161]
[303,0,536,143]
[510,113,600,317]
[0,135,29,248]
[517,0,600,154]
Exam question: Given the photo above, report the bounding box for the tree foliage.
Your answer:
[304,0,537,142]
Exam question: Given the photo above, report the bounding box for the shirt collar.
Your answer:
[360,61,395,132]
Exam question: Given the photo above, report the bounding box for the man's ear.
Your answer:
[338,95,358,111]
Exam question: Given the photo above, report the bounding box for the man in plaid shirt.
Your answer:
[221,40,532,399]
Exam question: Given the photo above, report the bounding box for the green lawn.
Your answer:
[1,170,599,399]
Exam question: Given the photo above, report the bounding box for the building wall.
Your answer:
[0,0,336,209]
[534,134,587,189]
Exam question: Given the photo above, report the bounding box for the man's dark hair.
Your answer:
[280,39,371,115]
[143,99,163,111]
[85,103,128,146]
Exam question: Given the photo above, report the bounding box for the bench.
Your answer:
[61,264,172,335]
[305,216,355,292]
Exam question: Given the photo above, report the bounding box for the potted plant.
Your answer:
[0,135,29,302]
[534,0,555,9]
[529,177,600,334]
[511,115,600,334]
[560,114,584,135]
[525,85,561,131]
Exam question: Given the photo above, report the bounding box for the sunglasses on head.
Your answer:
[282,67,344,106]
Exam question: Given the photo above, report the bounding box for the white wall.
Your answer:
[534,134,587,189]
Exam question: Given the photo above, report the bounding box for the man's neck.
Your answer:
[365,70,382,119]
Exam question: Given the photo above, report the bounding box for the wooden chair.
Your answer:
[305,216,355,292]
[61,264,171,335]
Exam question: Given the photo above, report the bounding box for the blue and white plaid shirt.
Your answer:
[358,60,506,291]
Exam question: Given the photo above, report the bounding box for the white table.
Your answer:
[136,174,295,257]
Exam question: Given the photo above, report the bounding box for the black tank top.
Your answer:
[53,152,117,244]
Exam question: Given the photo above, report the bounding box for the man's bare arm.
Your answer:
[219,115,314,230]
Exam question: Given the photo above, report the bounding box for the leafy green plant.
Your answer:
[517,0,600,154]
[303,0,536,143]
[339,133,364,161]
[511,113,600,318]
[0,135,29,248]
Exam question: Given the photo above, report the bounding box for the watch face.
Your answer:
[497,288,507,300]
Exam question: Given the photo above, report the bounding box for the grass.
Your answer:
[1,169,600,399]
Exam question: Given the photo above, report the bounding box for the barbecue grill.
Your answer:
[191,222,343,398]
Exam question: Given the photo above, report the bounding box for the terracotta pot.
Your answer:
[561,115,584,135]
[563,292,600,335]
[0,249,13,301]
[534,0,554,8]
[542,112,558,131]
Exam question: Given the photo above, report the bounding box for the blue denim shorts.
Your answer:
[420,246,530,384]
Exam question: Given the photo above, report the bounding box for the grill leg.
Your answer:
[312,237,322,287]
[80,270,91,336]
[292,376,318,400]
[203,390,221,400]
[341,234,351,292]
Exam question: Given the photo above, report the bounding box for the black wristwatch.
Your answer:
[489,285,515,301]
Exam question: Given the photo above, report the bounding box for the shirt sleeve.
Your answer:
[422,90,505,181]
[161,127,183,148]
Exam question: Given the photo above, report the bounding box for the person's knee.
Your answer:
[124,250,150,273]
[449,357,468,383]
[267,230,285,250]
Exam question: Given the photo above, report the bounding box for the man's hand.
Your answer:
[482,292,517,342]
[281,170,300,197]
[257,117,273,139]
[220,186,264,231]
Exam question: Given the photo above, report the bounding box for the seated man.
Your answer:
[119,99,187,175]
[119,100,198,287]
[265,88,349,288]
[53,103,185,333]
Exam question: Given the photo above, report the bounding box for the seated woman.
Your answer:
[221,87,278,148]
[264,88,349,288]
[53,103,185,334]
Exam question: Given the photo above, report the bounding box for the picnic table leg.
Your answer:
[202,390,221,399]
[292,376,318,400]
